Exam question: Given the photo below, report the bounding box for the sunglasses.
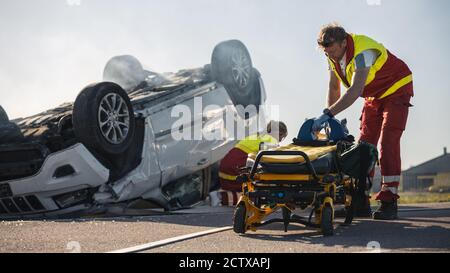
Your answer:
[318,40,336,48]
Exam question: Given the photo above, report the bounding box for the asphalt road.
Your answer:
[1,203,449,253]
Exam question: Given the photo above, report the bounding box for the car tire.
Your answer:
[233,203,247,234]
[0,122,24,144]
[73,82,136,155]
[211,40,261,110]
[0,105,9,124]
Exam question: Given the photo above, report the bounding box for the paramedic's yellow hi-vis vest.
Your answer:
[328,34,413,100]
[235,134,278,155]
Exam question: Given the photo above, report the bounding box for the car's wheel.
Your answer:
[0,122,24,144]
[73,82,135,155]
[233,203,247,234]
[0,105,9,124]
[321,206,334,236]
[211,40,261,110]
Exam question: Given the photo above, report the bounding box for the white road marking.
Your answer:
[108,226,233,253]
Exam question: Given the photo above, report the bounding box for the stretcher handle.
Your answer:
[250,150,319,181]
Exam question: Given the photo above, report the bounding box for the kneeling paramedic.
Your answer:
[214,121,288,206]
[314,23,414,220]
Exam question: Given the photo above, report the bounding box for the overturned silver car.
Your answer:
[0,40,266,218]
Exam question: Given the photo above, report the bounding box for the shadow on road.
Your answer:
[238,214,450,252]
[3,203,450,252]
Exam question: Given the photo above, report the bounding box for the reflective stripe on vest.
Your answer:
[378,74,413,99]
[219,172,238,181]
[234,134,278,155]
[328,34,412,99]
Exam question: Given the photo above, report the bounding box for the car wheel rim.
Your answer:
[98,93,130,145]
[231,49,251,89]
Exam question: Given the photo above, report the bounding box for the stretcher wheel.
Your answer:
[344,203,354,225]
[282,207,291,232]
[233,203,247,234]
[321,206,334,236]
[343,181,355,225]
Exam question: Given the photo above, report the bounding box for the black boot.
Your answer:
[373,200,398,220]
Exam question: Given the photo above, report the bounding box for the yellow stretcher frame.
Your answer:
[233,146,355,236]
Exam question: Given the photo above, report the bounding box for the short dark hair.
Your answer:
[317,23,348,47]
[267,120,288,140]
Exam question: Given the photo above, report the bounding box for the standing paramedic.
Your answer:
[313,23,413,220]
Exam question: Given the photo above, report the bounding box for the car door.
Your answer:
[150,92,213,187]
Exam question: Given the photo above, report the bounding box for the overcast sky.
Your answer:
[0,0,449,169]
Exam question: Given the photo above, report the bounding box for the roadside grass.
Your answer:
[370,192,450,205]
[398,192,450,204]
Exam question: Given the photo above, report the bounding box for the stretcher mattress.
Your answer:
[250,144,337,164]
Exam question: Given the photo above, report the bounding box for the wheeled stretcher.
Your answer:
[232,119,376,236]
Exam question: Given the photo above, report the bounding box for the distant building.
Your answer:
[401,148,450,192]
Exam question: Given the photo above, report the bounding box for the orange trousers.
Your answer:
[360,92,412,201]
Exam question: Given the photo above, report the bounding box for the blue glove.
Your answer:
[312,113,331,132]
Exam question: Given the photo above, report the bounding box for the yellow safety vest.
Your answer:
[328,34,413,99]
[235,134,278,155]
[218,134,279,181]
